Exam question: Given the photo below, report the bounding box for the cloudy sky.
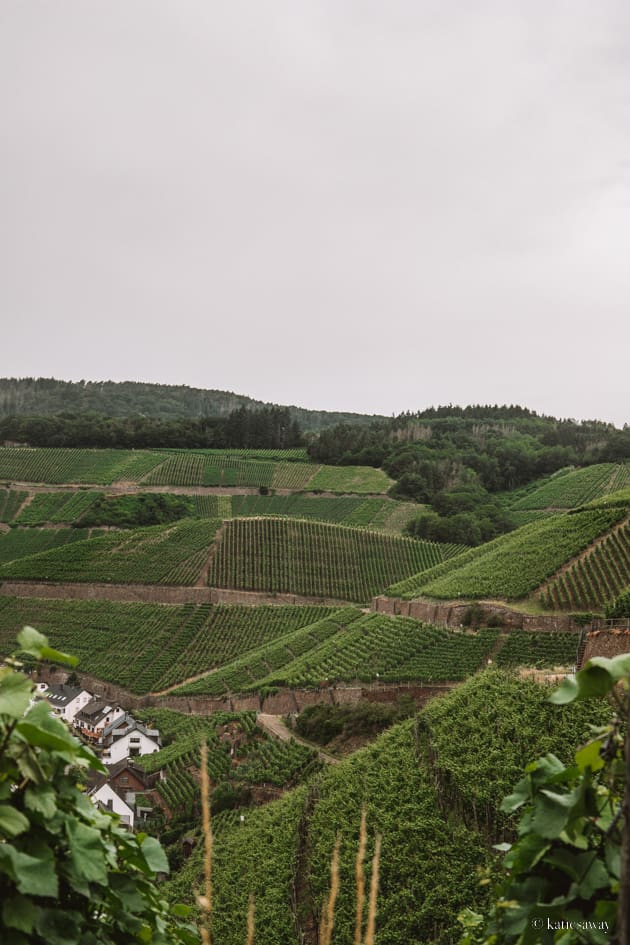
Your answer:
[1,1,629,424]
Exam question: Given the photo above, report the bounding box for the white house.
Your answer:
[74,699,125,745]
[91,782,135,829]
[37,682,93,723]
[101,716,161,765]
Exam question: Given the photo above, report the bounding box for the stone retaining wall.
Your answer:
[1,581,347,608]
[37,665,453,716]
[583,628,630,663]
[372,596,578,632]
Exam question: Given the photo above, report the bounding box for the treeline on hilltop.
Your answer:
[0,377,384,431]
[308,408,630,546]
[0,406,302,450]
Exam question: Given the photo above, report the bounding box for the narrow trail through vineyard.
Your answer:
[257,713,339,765]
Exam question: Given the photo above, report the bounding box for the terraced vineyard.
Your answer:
[0,527,93,565]
[0,518,221,585]
[388,505,627,601]
[506,463,630,511]
[0,488,27,522]
[173,609,363,696]
[146,604,337,691]
[167,672,613,945]
[173,611,496,695]
[0,447,164,484]
[15,490,100,524]
[541,517,630,612]
[255,615,499,688]
[144,453,392,492]
[134,709,318,816]
[0,446,394,493]
[495,630,578,668]
[0,598,336,693]
[9,488,418,534]
[208,518,463,603]
[229,494,418,531]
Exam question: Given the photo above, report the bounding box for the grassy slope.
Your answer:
[165,671,611,945]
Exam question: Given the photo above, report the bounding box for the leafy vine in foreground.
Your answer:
[0,627,198,945]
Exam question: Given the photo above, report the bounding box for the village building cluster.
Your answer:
[37,681,163,829]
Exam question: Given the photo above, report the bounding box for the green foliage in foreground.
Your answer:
[464,654,630,945]
[0,628,197,944]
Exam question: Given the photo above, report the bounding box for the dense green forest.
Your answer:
[307,410,630,544]
[0,405,302,450]
[0,377,384,430]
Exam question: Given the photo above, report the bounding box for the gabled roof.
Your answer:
[43,683,85,707]
[110,719,161,744]
[75,698,115,726]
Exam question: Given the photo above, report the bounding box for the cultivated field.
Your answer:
[0,598,336,693]
[0,446,393,493]
[207,518,464,603]
[388,505,628,603]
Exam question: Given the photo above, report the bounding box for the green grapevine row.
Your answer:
[207,517,461,603]
[541,519,630,611]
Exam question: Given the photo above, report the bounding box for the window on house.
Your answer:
[119,776,129,785]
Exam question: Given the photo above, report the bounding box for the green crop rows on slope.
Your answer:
[0,527,93,565]
[387,506,626,601]
[207,518,463,603]
[542,518,630,612]
[173,612,500,696]
[149,604,337,691]
[133,709,317,816]
[167,671,610,945]
[508,463,629,511]
[0,598,335,693]
[0,447,164,484]
[494,631,579,669]
[306,464,393,494]
[256,615,498,689]
[172,609,363,696]
[0,488,27,522]
[229,495,418,533]
[15,491,101,524]
[0,518,221,585]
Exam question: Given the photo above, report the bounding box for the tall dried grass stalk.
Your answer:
[199,739,213,945]
[364,833,382,945]
[246,891,255,945]
[319,834,341,945]
[354,807,367,945]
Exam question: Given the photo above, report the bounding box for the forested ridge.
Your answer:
[0,377,385,431]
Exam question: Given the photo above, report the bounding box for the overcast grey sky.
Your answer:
[1,1,629,425]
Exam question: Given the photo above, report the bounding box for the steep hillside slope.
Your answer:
[164,671,610,945]
[387,505,628,607]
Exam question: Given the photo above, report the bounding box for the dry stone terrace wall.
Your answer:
[37,665,452,716]
[373,595,579,632]
[582,628,630,662]
[0,580,349,608]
